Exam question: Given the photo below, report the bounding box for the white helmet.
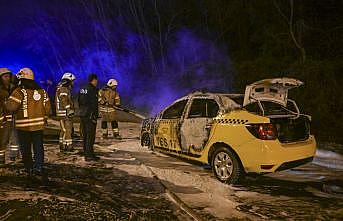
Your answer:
[107,79,118,87]
[62,72,76,81]
[0,68,11,77]
[18,68,34,80]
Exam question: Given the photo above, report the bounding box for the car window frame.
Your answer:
[186,98,220,119]
[160,99,189,119]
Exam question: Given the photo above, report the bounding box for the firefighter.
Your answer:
[55,73,76,152]
[0,68,12,165]
[6,68,51,175]
[78,74,99,161]
[98,79,121,139]
[8,73,22,160]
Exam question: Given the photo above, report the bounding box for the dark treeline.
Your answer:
[1,0,342,143]
[134,0,343,143]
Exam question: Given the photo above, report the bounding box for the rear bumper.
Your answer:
[275,156,313,172]
[238,135,316,173]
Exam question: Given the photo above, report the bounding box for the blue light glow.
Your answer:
[0,1,233,115]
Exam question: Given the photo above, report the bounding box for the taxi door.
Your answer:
[154,99,188,152]
[180,98,219,153]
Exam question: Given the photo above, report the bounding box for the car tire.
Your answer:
[211,146,243,184]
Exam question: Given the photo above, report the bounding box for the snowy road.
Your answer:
[0,122,342,220]
[113,123,343,220]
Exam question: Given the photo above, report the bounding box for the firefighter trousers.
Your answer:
[101,120,119,136]
[59,118,73,149]
[17,130,44,172]
[0,123,11,163]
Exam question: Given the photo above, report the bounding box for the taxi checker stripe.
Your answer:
[16,121,44,127]
[8,96,21,103]
[16,117,45,123]
[215,119,249,124]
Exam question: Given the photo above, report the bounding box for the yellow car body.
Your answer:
[141,78,316,183]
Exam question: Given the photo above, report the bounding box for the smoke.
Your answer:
[0,0,233,115]
[143,29,233,114]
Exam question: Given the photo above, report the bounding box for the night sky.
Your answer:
[1,0,342,142]
[0,0,233,114]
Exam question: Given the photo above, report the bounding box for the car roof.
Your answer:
[176,91,244,101]
[171,91,242,112]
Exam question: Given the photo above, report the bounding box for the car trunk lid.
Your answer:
[243,78,303,107]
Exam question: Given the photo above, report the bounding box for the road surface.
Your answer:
[0,122,342,220]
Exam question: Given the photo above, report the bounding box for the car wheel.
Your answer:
[211,147,243,184]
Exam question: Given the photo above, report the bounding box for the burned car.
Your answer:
[141,78,316,184]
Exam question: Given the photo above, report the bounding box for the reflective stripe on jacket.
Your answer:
[98,87,120,121]
[55,85,74,118]
[6,86,51,131]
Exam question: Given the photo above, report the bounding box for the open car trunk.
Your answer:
[271,115,310,143]
[243,78,311,143]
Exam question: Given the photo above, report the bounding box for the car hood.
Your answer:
[243,78,303,107]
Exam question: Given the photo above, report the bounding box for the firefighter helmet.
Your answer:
[107,79,118,87]
[16,73,22,79]
[0,68,12,77]
[18,68,34,80]
[62,72,76,81]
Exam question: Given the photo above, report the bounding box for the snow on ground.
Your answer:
[1,121,343,220]
[0,122,191,220]
[313,149,343,170]
[114,123,343,220]
[111,140,252,220]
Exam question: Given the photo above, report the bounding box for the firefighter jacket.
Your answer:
[55,84,74,118]
[98,86,120,122]
[0,82,20,130]
[6,79,51,131]
[78,83,98,120]
[0,85,9,128]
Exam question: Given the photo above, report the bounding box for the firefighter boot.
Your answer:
[9,144,19,161]
[66,144,74,152]
[113,129,122,139]
[59,143,65,152]
[0,150,5,166]
[102,129,108,139]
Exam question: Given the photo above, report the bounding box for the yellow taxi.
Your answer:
[141,78,316,184]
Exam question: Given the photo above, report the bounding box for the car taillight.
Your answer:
[246,123,277,140]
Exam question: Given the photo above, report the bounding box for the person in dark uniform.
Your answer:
[78,74,99,161]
